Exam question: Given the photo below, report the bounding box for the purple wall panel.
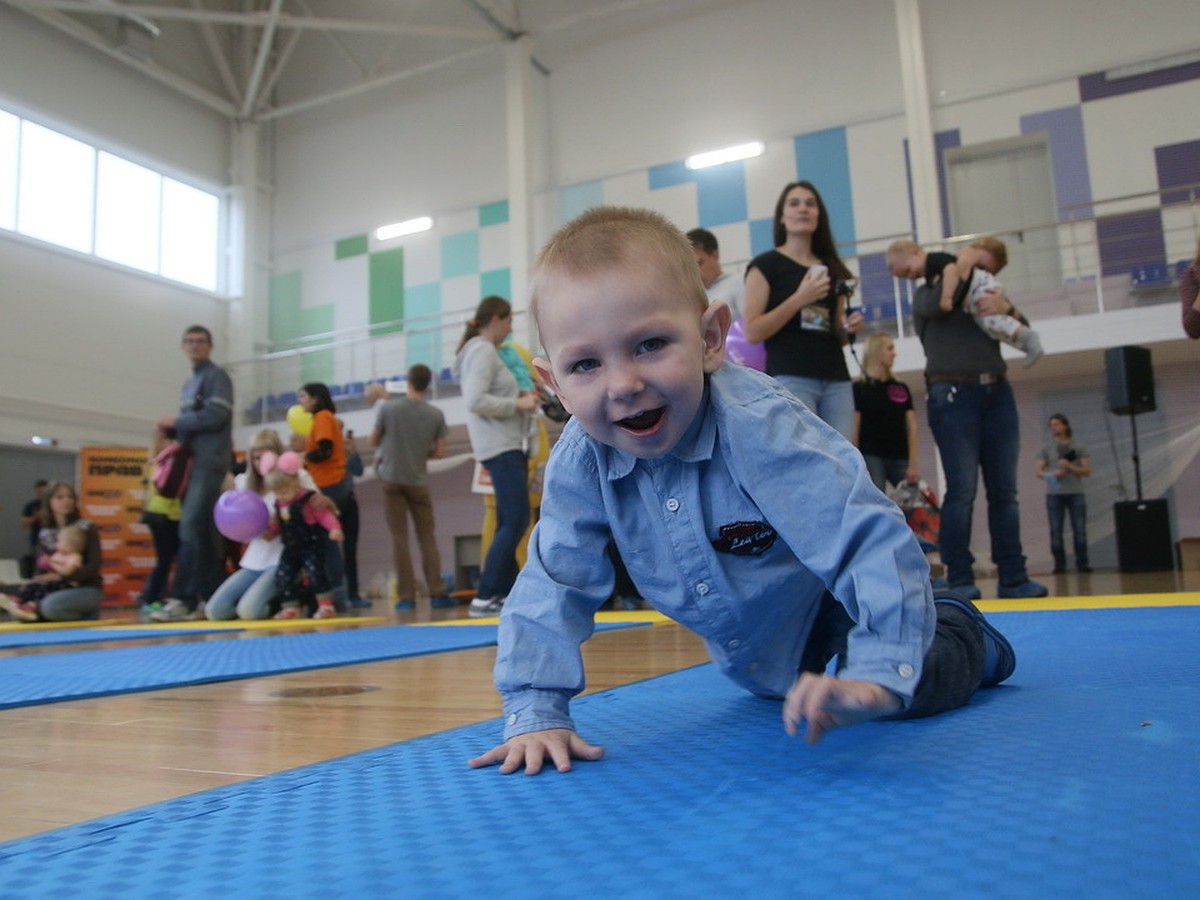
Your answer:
[1021,106,1093,220]
[1155,139,1200,205]
[1095,209,1166,277]
[1079,60,1200,102]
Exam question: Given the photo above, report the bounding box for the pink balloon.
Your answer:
[725,319,766,371]
[214,489,270,543]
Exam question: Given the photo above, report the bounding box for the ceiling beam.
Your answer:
[9,3,238,117]
[4,0,495,38]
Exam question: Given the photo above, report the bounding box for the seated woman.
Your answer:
[0,481,103,622]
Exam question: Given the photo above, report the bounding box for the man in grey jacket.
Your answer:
[151,325,234,622]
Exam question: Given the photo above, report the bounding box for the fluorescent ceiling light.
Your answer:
[685,141,764,170]
[375,216,433,241]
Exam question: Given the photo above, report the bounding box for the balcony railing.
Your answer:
[229,183,1198,427]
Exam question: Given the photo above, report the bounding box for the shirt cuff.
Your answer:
[500,688,576,740]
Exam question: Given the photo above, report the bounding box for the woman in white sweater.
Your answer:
[454,296,539,617]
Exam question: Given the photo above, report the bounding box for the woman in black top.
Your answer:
[743,181,862,439]
[852,333,919,492]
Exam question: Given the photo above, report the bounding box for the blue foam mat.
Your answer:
[0,622,638,709]
[0,626,238,649]
[0,607,1197,897]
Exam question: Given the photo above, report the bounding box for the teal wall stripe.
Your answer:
[793,128,855,248]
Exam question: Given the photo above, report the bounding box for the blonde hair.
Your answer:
[969,236,1008,273]
[246,429,285,494]
[861,332,896,381]
[264,466,300,494]
[530,206,708,328]
[56,524,87,553]
[886,239,920,263]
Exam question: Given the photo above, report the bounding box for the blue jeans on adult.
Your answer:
[205,566,277,620]
[863,455,909,493]
[173,461,228,609]
[774,375,855,441]
[926,380,1029,588]
[477,449,530,601]
[1046,492,1089,571]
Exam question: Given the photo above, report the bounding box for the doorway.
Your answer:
[945,134,1061,295]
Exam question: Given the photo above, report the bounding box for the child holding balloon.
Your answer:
[261,450,344,619]
[207,430,317,620]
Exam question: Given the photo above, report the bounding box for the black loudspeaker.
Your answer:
[1114,500,1175,572]
[1105,345,1155,415]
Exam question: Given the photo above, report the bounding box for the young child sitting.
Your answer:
[0,525,88,622]
[887,237,1043,368]
[467,207,1015,775]
[260,451,344,620]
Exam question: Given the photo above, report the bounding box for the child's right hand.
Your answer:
[467,728,604,775]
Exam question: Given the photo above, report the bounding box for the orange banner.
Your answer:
[79,446,152,608]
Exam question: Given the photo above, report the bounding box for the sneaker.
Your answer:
[394,599,416,611]
[312,604,337,619]
[998,579,1048,599]
[348,597,372,609]
[934,593,1016,687]
[468,596,504,618]
[430,595,459,609]
[1077,565,1093,574]
[273,605,302,620]
[149,598,199,622]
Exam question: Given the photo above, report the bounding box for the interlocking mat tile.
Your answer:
[0,607,1196,897]
[0,622,638,709]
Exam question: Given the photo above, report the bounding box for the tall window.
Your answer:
[0,107,222,292]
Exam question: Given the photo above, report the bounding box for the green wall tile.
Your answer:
[480,267,511,300]
[441,231,479,279]
[268,270,303,344]
[479,200,509,227]
[335,234,369,259]
[369,247,404,336]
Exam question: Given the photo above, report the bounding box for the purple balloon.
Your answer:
[726,319,766,371]
[213,489,270,543]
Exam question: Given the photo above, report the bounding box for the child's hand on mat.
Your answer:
[783,673,902,744]
[468,728,604,774]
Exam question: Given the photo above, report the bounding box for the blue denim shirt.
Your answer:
[495,364,934,740]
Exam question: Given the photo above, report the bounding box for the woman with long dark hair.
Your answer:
[455,296,539,617]
[743,180,863,439]
[0,481,103,621]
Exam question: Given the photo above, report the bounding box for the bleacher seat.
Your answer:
[1130,262,1170,288]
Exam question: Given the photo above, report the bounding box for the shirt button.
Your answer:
[695,582,710,595]
[727,638,741,649]
[666,498,680,512]
[897,664,915,679]
[507,713,518,726]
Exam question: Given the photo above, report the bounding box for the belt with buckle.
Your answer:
[926,373,1006,385]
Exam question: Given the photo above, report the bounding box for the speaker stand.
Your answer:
[1129,413,1143,500]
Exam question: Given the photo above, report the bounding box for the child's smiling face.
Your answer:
[534,248,729,459]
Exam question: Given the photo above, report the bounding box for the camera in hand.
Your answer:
[836,279,857,300]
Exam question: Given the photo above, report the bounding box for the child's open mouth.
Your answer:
[616,408,664,433]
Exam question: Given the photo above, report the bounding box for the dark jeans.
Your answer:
[926,380,1029,587]
[863,455,909,493]
[318,475,355,607]
[341,490,361,599]
[139,514,181,605]
[1046,492,1088,570]
[173,461,228,608]
[477,449,530,600]
[800,590,984,719]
